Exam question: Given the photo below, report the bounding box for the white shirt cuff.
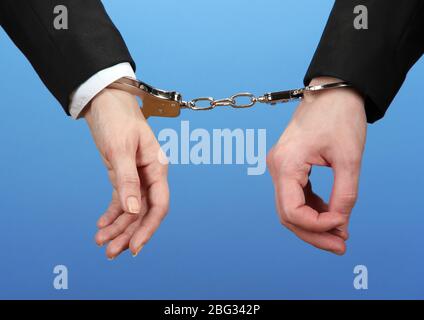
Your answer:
[69,62,136,119]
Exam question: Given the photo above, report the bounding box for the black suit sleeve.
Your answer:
[0,0,135,116]
[304,0,424,123]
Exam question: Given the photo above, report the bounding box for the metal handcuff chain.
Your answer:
[107,77,351,119]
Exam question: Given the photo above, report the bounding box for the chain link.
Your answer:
[182,92,260,111]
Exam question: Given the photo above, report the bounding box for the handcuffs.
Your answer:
[107,77,351,119]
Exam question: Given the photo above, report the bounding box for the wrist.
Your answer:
[83,88,142,125]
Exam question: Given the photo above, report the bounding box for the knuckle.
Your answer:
[279,212,292,225]
[149,164,164,178]
[338,153,362,171]
[122,230,134,239]
[266,147,277,171]
[279,161,297,176]
[105,144,126,162]
[108,223,119,235]
[267,145,295,177]
[154,201,170,218]
[346,156,361,170]
[267,146,285,169]
[105,137,138,162]
[284,213,295,225]
[268,146,309,178]
[111,196,120,207]
[112,219,124,230]
[339,192,358,206]
[118,174,139,187]
[104,144,118,161]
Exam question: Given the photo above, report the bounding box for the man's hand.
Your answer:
[267,77,366,255]
[84,88,169,259]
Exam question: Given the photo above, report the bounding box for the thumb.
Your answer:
[329,162,360,217]
[111,153,141,214]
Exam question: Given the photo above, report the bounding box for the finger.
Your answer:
[328,162,360,238]
[303,181,349,239]
[304,181,329,213]
[286,223,346,255]
[97,190,122,228]
[97,193,148,231]
[106,219,140,259]
[129,176,169,255]
[329,162,360,215]
[98,197,147,238]
[304,180,349,241]
[95,213,139,246]
[111,153,142,214]
[330,227,350,241]
[276,177,347,232]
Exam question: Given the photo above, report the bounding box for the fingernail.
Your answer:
[132,246,143,257]
[127,196,140,214]
[333,247,346,256]
[107,256,115,261]
[97,217,106,228]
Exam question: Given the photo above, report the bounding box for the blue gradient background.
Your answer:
[0,0,423,299]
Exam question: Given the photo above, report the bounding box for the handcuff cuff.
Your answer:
[107,77,351,119]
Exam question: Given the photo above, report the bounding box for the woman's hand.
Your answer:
[84,88,169,259]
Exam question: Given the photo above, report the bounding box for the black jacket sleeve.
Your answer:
[0,0,135,115]
[304,0,424,123]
